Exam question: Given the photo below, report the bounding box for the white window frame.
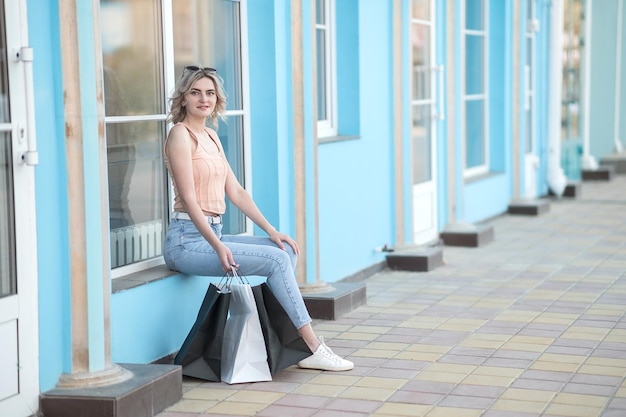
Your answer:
[316,0,337,138]
[525,0,536,155]
[462,0,490,178]
[108,0,250,278]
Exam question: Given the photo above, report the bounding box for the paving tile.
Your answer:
[388,390,443,405]
[438,394,494,409]
[324,398,383,413]
[256,404,316,417]
[562,382,618,396]
[400,380,456,394]
[491,398,547,414]
[273,394,331,409]
[338,386,396,402]
[450,384,505,398]
[371,402,433,416]
[424,406,482,417]
[543,403,603,417]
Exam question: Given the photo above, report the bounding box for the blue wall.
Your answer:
[317,1,392,281]
[28,0,73,392]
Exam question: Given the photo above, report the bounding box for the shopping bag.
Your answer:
[221,283,272,384]
[173,283,231,381]
[252,283,312,374]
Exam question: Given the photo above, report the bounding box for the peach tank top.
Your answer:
[164,123,228,215]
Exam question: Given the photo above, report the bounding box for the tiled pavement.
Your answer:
[157,176,626,417]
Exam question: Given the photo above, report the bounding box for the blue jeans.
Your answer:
[163,218,312,329]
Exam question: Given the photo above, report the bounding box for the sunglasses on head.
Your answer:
[184,66,217,74]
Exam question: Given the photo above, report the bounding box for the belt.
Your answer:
[172,211,222,225]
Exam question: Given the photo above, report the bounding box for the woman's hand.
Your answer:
[215,242,238,272]
[269,231,300,255]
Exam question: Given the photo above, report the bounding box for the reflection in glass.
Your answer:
[465,99,485,168]
[465,35,484,95]
[526,36,533,152]
[173,0,243,111]
[317,29,328,120]
[217,116,245,234]
[412,104,432,184]
[316,0,325,25]
[101,0,164,116]
[412,0,430,20]
[0,0,16,297]
[412,24,430,101]
[107,121,167,267]
[0,131,16,298]
[101,0,167,269]
[466,0,484,31]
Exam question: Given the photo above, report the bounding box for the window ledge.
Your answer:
[112,264,179,293]
[318,134,360,144]
[464,170,504,184]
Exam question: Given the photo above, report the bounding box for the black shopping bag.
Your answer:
[174,283,231,381]
[252,283,312,374]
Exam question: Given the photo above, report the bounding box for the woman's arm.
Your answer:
[224,163,300,254]
[166,125,237,270]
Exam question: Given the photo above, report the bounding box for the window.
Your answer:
[525,0,535,154]
[101,0,247,276]
[316,0,336,137]
[463,0,489,176]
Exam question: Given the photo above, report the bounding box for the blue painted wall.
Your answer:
[317,1,392,281]
[28,0,72,392]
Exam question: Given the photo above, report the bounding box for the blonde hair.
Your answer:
[168,67,227,127]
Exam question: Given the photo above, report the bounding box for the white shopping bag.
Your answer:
[221,283,272,384]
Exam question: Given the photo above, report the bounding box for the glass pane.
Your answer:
[173,0,243,111]
[465,34,484,95]
[316,0,325,25]
[412,24,431,101]
[561,0,583,142]
[526,38,532,83]
[412,104,432,184]
[465,99,485,168]
[412,0,430,20]
[172,0,245,235]
[316,28,328,120]
[466,0,484,30]
[218,116,245,235]
[0,0,16,297]
[526,107,533,152]
[107,121,167,267]
[527,0,533,19]
[101,0,164,116]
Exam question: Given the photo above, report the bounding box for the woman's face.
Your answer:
[184,76,217,119]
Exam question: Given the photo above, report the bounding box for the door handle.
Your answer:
[18,47,38,166]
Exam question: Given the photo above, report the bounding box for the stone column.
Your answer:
[57,0,131,387]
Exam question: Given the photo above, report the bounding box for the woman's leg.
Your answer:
[164,221,352,370]
[165,222,312,331]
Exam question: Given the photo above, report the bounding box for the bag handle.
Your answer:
[218,266,250,290]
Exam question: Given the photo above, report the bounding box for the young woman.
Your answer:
[163,66,353,372]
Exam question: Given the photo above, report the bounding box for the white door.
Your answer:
[524,0,539,198]
[0,0,40,415]
[411,0,439,244]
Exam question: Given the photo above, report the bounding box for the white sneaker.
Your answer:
[298,337,354,371]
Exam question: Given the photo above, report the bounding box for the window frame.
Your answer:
[462,0,490,178]
[315,0,337,138]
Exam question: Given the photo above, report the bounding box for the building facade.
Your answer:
[1,0,624,415]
